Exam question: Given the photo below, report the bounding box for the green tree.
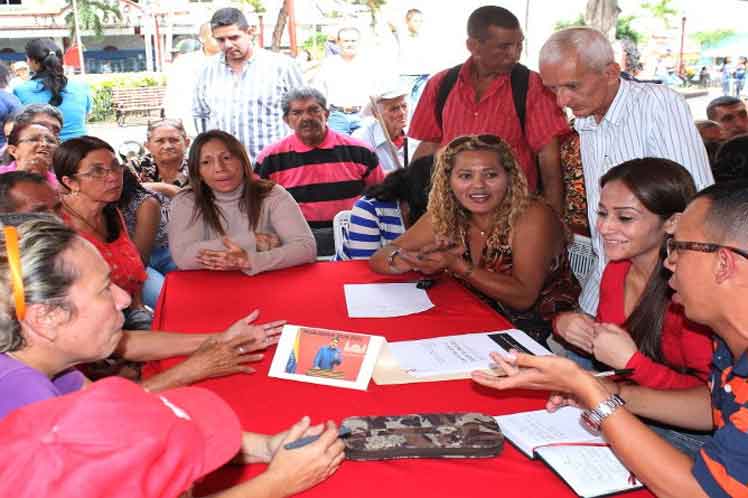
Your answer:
[641,0,677,28]
[615,15,641,44]
[691,29,735,48]
[65,0,122,40]
[348,0,387,27]
[554,14,585,31]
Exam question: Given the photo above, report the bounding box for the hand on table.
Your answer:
[592,323,637,369]
[263,416,345,496]
[554,312,596,353]
[197,237,251,271]
[220,309,285,352]
[256,232,281,252]
[177,334,264,383]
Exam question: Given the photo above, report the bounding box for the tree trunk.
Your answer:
[271,1,288,52]
[584,0,620,41]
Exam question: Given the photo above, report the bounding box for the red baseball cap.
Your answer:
[0,377,242,498]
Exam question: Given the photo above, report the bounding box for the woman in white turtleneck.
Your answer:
[168,130,316,275]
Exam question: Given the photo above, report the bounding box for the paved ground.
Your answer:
[88,121,148,156]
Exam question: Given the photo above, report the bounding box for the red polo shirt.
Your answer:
[408,58,569,191]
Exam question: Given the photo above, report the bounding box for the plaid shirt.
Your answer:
[193,49,303,162]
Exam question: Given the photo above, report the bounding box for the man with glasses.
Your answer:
[472,180,748,498]
[255,87,384,257]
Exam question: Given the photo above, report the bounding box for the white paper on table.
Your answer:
[387,329,551,378]
[343,283,434,318]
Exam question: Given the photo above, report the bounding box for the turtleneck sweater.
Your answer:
[168,183,316,275]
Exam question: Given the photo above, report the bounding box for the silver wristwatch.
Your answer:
[580,394,625,434]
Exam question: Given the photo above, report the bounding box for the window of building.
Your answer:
[0,0,23,5]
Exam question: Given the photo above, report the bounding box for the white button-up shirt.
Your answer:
[575,78,714,314]
[352,117,406,173]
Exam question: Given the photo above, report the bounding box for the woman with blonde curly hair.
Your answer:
[370,134,579,343]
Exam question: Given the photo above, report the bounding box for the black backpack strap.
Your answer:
[435,64,462,130]
[510,63,530,136]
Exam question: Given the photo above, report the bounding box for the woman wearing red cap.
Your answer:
[0,217,344,497]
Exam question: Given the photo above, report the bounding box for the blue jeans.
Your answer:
[142,247,177,309]
[328,110,361,135]
[646,422,711,459]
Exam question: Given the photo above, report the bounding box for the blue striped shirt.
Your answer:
[192,49,303,162]
[336,197,404,260]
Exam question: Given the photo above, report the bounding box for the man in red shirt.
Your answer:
[408,6,569,212]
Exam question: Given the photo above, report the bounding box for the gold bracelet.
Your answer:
[387,246,402,272]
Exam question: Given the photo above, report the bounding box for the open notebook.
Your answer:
[495,406,643,498]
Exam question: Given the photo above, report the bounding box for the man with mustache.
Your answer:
[193,8,303,162]
[255,87,385,257]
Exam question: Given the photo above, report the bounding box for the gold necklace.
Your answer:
[62,198,106,238]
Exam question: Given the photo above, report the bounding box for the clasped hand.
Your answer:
[398,241,464,275]
[555,313,637,368]
[197,237,251,271]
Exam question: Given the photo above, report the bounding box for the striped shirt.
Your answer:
[192,49,303,162]
[255,129,385,228]
[336,197,405,260]
[693,338,748,497]
[575,78,714,314]
[408,58,569,191]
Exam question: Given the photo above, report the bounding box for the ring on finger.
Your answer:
[238,346,246,354]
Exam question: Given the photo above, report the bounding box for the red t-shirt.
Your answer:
[597,260,713,389]
[408,58,569,191]
[63,209,147,298]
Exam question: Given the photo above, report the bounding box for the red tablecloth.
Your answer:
[154,260,652,498]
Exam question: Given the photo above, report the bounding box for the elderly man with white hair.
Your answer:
[538,27,714,322]
[352,85,410,173]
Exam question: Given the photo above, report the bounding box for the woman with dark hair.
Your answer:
[168,130,316,274]
[0,121,59,186]
[370,135,579,344]
[337,155,434,260]
[13,38,91,141]
[54,136,150,329]
[553,158,712,391]
[119,167,175,308]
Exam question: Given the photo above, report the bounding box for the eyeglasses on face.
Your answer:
[17,135,59,146]
[76,163,125,180]
[666,238,748,260]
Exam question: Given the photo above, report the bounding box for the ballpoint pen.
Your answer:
[284,426,351,450]
[593,368,634,378]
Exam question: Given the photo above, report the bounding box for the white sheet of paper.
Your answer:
[387,329,550,378]
[344,283,434,318]
[494,406,602,457]
[536,446,641,498]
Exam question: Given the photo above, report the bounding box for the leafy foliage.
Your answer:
[64,0,122,40]
[239,0,267,14]
[641,0,678,28]
[87,73,166,122]
[691,29,736,48]
[554,14,586,31]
